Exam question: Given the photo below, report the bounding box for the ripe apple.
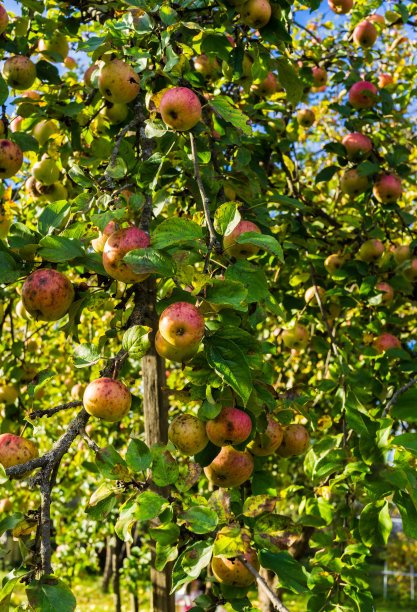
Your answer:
[353,21,378,48]
[0,213,11,238]
[0,5,8,34]
[378,73,394,88]
[0,140,23,179]
[84,64,99,88]
[348,81,378,109]
[10,116,23,132]
[297,108,315,128]
[393,245,411,264]
[38,33,69,61]
[64,56,77,69]
[100,102,129,124]
[248,416,283,456]
[282,323,309,349]
[206,406,252,446]
[373,174,402,203]
[159,302,205,350]
[373,334,400,353]
[376,282,394,305]
[204,446,254,487]
[92,220,119,253]
[83,377,131,422]
[0,498,12,512]
[369,14,385,25]
[22,90,40,100]
[32,120,59,145]
[340,169,369,198]
[71,383,86,401]
[277,424,309,457]
[342,133,372,159]
[22,268,74,321]
[223,220,261,259]
[194,54,219,78]
[328,0,353,14]
[241,0,272,29]
[212,546,260,587]
[103,226,151,283]
[98,59,140,104]
[0,433,38,473]
[2,56,36,90]
[37,181,68,204]
[168,414,208,455]
[304,286,325,306]
[160,87,202,131]
[403,259,417,281]
[325,253,347,274]
[0,385,18,404]
[155,331,199,363]
[358,239,384,262]
[32,158,60,185]
[251,72,277,97]
[312,66,327,87]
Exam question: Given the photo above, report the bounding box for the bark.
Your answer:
[259,568,279,612]
[102,536,113,593]
[112,535,123,612]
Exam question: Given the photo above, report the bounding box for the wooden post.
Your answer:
[142,277,175,612]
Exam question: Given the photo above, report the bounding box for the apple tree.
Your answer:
[0,0,417,611]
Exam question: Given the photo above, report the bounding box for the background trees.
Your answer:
[0,0,416,611]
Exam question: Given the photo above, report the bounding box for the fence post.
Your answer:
[383,561,388,600]
[411,564,414,601]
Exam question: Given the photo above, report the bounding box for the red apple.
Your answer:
[158,302,205,350]
[328,0,353,14]
[22,269,74,321]
[353,21,378,48]
[103,226,150,283]
[223,220,261,259]
[0,434,38,472]
[160,87,202,131]
[340,169,369,197]
[241,0,272,29]
[378,73,394,88]
[376,282,394,305]
[342,133,372,159]
[206,407,252,446]
[358,239,384,262]
[312,66,327,87]
[155,331,199,363]
[83,378,131,422]
[372,174,402,203]
[204,446,254,488]
[168,414,208,455]
[373,334,400,353]
[348,81,378,110]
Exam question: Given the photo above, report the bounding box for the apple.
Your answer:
[21,364,36,383]
[212,546,260,587]
[100,102,129,124]
[155,331,199,363]
[92,220,119,253]
[22,268,74,321]
[376,282,394,305]
[102,226,151,283]
[378,73,394,88]
[282,323,309,349]
[358,239,384,262]
[223,185,237,201]
[340,169,369,198]
[372,174,402,203]
[25,339,38,352]
[304,286,325,306]
[342,133,372,159]
[98,59,140,104]
[348,81,378,109]
[0,213,11,238]
[241,0,272,29]
[160,87,202,131]
[83,378,131,422]
[37,181,68,204]
[0,433,38,473]
[267,118,286,135]
[369,14,385,25]
[84,64,99,88]
[71,383,86,401]
[353,21,378,48]
[10,116,23,132]
[393,245,411,264]
[277,424,309,457]
[403,259,417,281]
[194,54,219,78]
[325,253,347,274]
[0,385,18,403]
[248,416,283,456]
[328,0,353,14]
[0,4,8,34]
[32,120,59,145]
[159,302,205,350]
[0,140,23,179]
[0,499,12,512]
[206,406,252,446]
[251,72,277,97]
[2,55,36,90]
[297,108,315,128]
[168,414,208,455]
[64,56,77,69]
[204,446,254,487]
[373,334,401,353]
[22,90,40,100]
[32,158,60,185]
[223,220,261,259]
[312,66,327,87]
[38,33,69,61]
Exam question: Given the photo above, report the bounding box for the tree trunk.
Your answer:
[112,535,123,612]
[142,277,175,612]
[126,541,139,612]
[102,536,113,593]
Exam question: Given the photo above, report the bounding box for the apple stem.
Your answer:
[238,556,290,612]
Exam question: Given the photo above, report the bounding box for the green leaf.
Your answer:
[26,576,76,612]
[78,36,106,51]
[393,490,417,539]
[254,514,296,553]
[105,157,127,179]
[225,261,269,303]
[357,161,379,177]
[123,248,175,277]
[201,33,232,62]
[155,542,178,572]
[36,60,61,84]
[115,498,137,542]
[203,279,247,309]
[0,252,20,283]
[315,165,339,184]
[28,368,54,399]
[151,444,179,486]
[208,489,232,523]
[68,163,94,187]
[213,525,248,558]
[259,550,309,593]
[151,218,203,250]
[236,232,284,262]
[0,512,24,537]
[160,5,178,25]
[276,58,304,107]
[181,506,218,534]
[135,491,167,521]
[126,439,152,472]
[86,483,117,520]
[0,75,8,105]
[73,344,101,368]
[392,433,417,456]
[242,495,278,518]
[205,336,253,406]
[95,446,130,481]
[38,236,84,262]
[0,464,7,485]
[122,325,151,358]
[181,542,213,579]
[11,132,39,153]
[390,388,417,421]
[210,96,252,136]
[214,202,241,236]
[150,523,180,546]
[38,201,71,235]
[0,574,21,610]
[359,500,392,546]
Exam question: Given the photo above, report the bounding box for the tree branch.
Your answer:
[383,377,417,418]
[29,400,82,420]
[238,556,290,612]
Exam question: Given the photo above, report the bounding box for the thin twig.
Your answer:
[293,20,324,46]
[382,377,417,418]
[29,401,82,420]
[238,556,290,612]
